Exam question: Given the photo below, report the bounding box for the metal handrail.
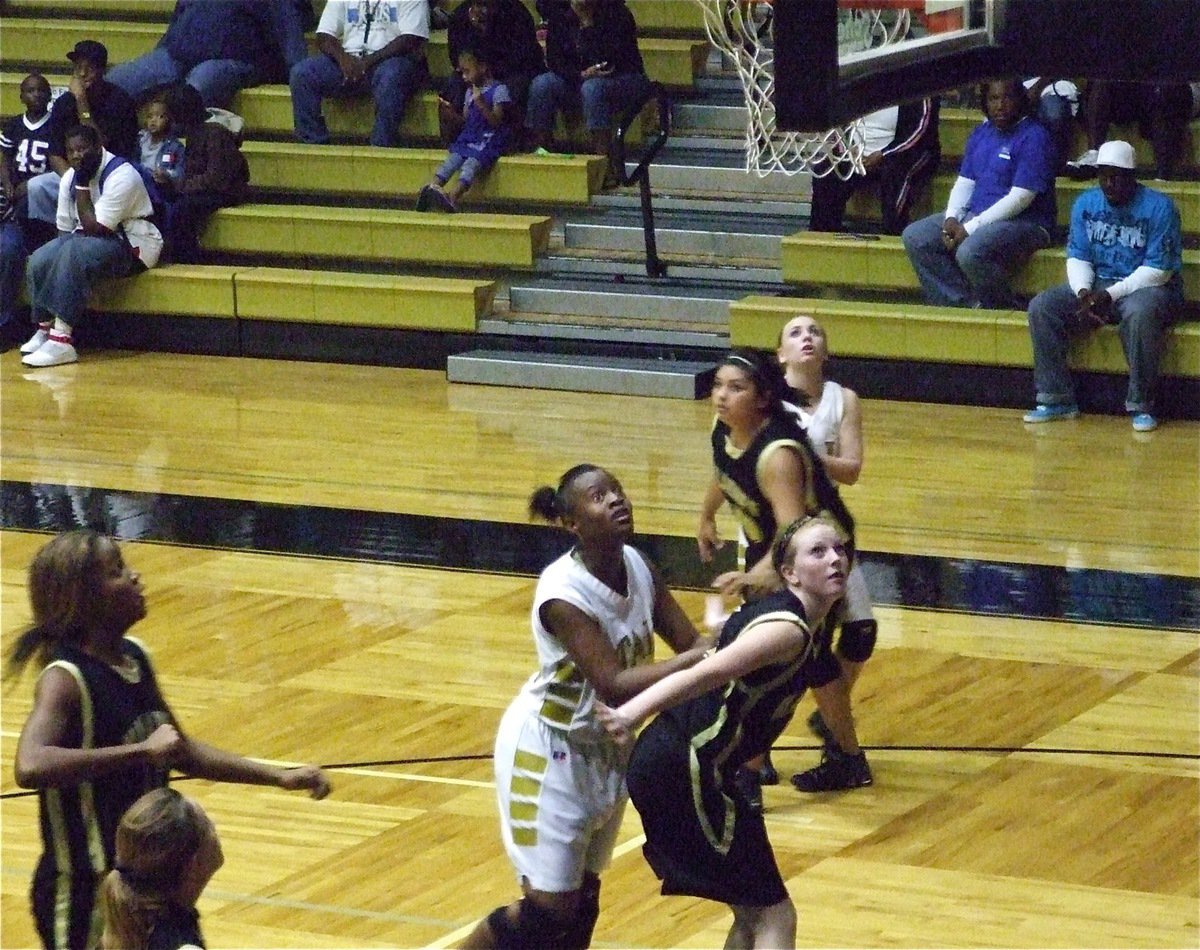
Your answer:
[612,82,672,278]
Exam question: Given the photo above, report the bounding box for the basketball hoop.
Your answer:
[696,0,911,179]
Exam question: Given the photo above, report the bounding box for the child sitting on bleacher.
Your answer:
[160,84,248,263]
[417,47,510,213]
[137,92,185,198]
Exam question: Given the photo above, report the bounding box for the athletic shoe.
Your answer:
[807,709,836,747]
[428,188,456,213]
[1131,412,1158,432]
[22,337,77,367]
[790,748,873,793]
[415,184,435,212]
[1022,403,1080,424]
[20,327,50,354]
[756,753,778,786]
[733,766,764,814]
[1067,148,1098,168]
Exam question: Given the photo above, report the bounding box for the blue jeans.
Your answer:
[290,54,425,148]
[26,232,135,330]
[25,171,61,225]
[1027,278,1183,413]
[902,212,1052,309]
[435,153,485,188]
[524,71,652,133]
[106,47,257,109]
[1,218,29,323]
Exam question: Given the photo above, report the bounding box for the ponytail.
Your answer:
[100,788,204,950]
[527,464,604,524]
[4,530,106,682]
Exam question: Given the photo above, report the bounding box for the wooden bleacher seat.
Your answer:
[90,265,495,333]
[200,204,552,269]
[780,232,1200,302]
[231,267,495,331]
[938,107,1200,168]
[1,18,708,90]
[242,142,608,205]
[730,295,1200,379]
[845,174,1200,237]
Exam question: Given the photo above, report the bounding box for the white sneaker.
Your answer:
[19,327,50,354]
[22,337,78,367]
[1068,148,1099,168]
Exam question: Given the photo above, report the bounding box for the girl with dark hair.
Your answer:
[697,348,870,808]
[7,530,330,950]
[99,788,221,950]
[464,465,710,949]
[596,515,852,950]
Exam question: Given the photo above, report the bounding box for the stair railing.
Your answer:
[612,82,672,278]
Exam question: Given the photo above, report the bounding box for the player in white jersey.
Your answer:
[464,464,710,950]
[778,315,879,791]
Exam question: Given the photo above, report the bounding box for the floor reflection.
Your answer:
[3,481,1196,631]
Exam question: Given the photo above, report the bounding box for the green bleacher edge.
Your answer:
[0,19,708,90]
[939,107,1200,168]
[88,265,495,334]
[200,205,552,268]
[729,296,1199,379]
[4,0,710,34]
[780,233,1200,304]
[846,175,1200,236]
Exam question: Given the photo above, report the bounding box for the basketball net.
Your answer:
[696,0,911,179]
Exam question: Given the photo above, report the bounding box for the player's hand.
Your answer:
[595,702,636,747]
[711,570,750,597]
[279,765,331,799]
[140,723,186,767]
[697,518,724,563]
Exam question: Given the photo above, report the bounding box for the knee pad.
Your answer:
[487,898,572,950]
[837,619,877,663]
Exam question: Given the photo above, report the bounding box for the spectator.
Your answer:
[290,0,430,148]
[1,73,56,336]
[418,47,510,212]
[19,124,163,368]
[901,77,1057,310]
[99,789,222,950]
[136,92,185,199]
[526,0,651,170]
[1024,140,1183,433]
[1067,80,1194,181]
[160,84,249,263]
[809,97,940,235]
[24,41,140,233]
[106,0,309,109]
[1024,77,1080,172]
[440,0,543,142]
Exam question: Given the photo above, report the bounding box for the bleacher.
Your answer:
[2,2,1197,414]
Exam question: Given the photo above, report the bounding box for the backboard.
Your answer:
[773,0,1200,131]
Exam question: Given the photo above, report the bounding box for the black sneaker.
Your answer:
[790,748,873,793]
[807,709,836,747]
[757,752,779,786]
[734,767,764,814]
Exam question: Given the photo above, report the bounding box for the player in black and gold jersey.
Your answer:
[598,516,852,950]
[6,530,331,949]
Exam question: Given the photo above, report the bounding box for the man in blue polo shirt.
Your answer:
[902,77,1057,309]
[1024,140,1183,432]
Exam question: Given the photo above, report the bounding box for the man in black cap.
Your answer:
[25,40,139,233]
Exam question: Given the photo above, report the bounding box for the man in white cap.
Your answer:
[1024,139,1183,432]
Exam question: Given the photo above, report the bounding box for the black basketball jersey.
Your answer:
[33,637,171,949]
[654,588,823,853]
[711,411,855,568]
[0,111,58,185]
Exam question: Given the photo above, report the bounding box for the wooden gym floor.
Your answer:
[1,351,1197,948]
